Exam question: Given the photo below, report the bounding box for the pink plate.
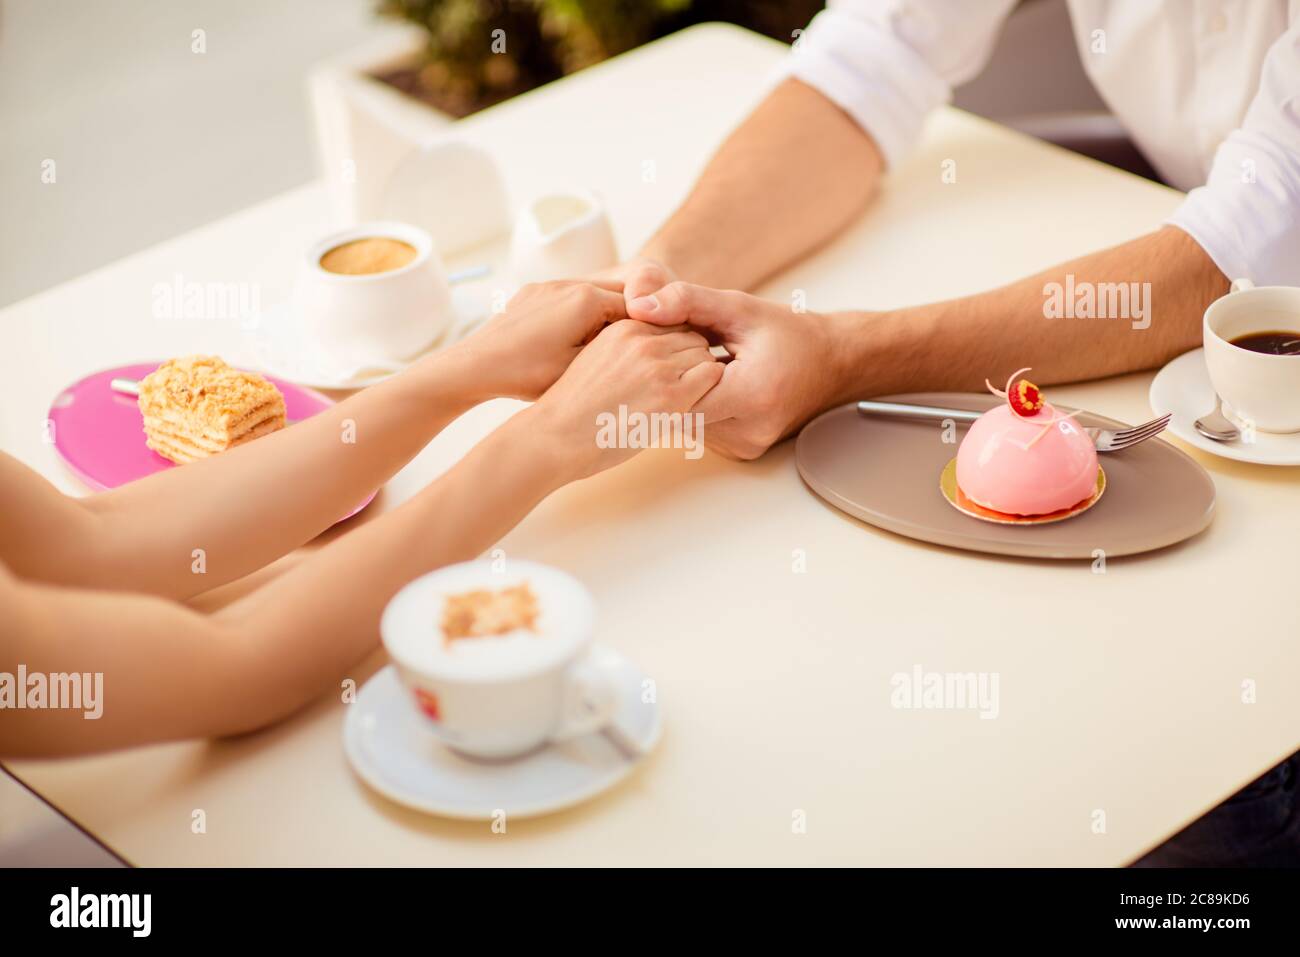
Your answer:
[48,362,376,523]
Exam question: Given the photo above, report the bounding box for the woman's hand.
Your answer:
[449,280,629,401]
[522,319,723,480]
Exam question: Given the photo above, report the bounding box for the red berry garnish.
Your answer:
[1007,377,1044,417]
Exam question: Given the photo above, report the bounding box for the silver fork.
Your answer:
[1084,413,1171,452]
[855,400,1170,453]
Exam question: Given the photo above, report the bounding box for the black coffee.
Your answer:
[1228,331,1300,356]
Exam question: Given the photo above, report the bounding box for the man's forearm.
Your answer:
[642,78,883,292]
[827,227,1230,401]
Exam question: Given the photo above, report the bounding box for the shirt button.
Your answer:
[1208,11,1227,32]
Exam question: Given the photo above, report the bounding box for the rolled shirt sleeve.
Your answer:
[777,0,1018,170]
[1167,22,1300,285]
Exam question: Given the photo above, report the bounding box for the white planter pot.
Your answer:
[307,26,451,226]
[306,26,511,259]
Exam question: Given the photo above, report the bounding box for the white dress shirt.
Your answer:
[781,0,1300,285]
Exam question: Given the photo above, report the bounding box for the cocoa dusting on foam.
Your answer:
[441,583,540,644]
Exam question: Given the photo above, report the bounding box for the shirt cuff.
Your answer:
[774,8,952,171]
[1166,128,1300,286]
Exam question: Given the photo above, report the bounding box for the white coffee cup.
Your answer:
[509,189,618,285]
[1203,278,1300,433]
[381,560,622,760]
[293,221,453,366]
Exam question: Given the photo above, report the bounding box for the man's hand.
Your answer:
[627,283,842,459]
[588,256,676,303]
[451,280,628,401]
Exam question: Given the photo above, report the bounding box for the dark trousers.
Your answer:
[1133,752,1300,867]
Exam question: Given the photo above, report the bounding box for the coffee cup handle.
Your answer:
[550,651,623,742]
[1230,278,1255,294]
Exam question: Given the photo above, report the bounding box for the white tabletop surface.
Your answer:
[3,24,1298,866]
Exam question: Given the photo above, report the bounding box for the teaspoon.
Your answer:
[1194,395,1239,442]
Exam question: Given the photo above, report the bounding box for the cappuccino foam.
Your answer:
[383,562,593,681]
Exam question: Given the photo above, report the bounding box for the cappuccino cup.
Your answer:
[381,560,622,760]
[1203,279,1300,433]
[293,221,453,366]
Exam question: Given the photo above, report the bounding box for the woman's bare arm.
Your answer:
[0,411,565,755]
[0,281,627,600]
[0,318,722,757]
[0,354,479,600]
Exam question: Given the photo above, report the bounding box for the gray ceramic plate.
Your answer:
[795,393,1216,559]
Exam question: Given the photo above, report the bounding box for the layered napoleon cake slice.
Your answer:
[138,355,286,464]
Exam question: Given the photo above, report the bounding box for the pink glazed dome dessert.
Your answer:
[955,369,1098,516]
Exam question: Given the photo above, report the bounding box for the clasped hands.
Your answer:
[456,258,845,474]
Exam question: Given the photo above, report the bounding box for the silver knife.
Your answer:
[856,399,983,423]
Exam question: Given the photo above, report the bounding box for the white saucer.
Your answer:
[343,648,661,820]
[1149,349,1300,466]
[247,284,493,390]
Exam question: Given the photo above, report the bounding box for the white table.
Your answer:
[4,24,1298,866]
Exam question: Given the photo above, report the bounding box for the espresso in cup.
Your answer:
[1203,279,1300,433]
[319,237,418,276]
[1228,331,1300,356]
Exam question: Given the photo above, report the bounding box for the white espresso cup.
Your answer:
[293,221,453,366]
[381,560,622,760]
[1203,278,1300,433]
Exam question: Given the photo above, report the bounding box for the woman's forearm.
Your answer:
[1,408,579,756]
[7,277,628,599]
[18,346,490,599]
[4,313,720,758]
[221,404,577,690]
